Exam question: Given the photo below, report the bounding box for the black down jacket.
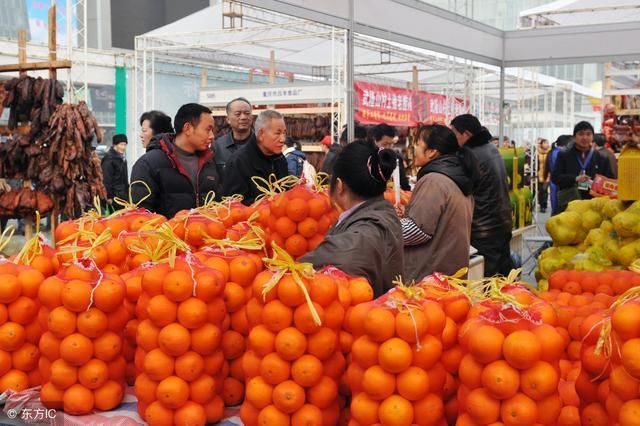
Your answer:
[459,129,513,239]
[101,147,128,201]
[130,133,219,218]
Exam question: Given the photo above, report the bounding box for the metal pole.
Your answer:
[498,65,505,143]
[66,0,72,100]
[346,0,355,143]
[83,0,87,102]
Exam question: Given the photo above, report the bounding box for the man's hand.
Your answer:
[575,174,590,183]
[0,179,11,192]
[395,204,405,218]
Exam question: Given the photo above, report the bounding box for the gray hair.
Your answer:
[255,110,283,132]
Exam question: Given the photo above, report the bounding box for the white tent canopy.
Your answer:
[519,0,640,28]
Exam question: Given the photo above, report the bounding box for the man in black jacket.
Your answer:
[130,103,219,218]
[372,123,411,191]
[551,121,615,209]
[101,134,129,210]
[221,109,288,205]
[451,114,513,277]
[213,97,255,184]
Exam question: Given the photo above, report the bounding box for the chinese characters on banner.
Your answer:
[354,81,468,126]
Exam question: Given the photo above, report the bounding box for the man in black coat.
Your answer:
[451,114,513,277]
[130,103,219,219]
[552,121,615,208]
[101,134,129,210]
[213,97,256,185]
[221,109,288,205]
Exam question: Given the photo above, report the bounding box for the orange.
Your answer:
[501,393,538,426]
[291,404,323,426]
[350,392,380,425]
[413,393,445,426]
[396,366,429,401]
[204,396,225,424]
[177,297,208,329]
[536,393,562,425]
[136,319,160,352]
[378,337,413,374]
[0,274,21,303]
[93,278,126,313]
[194,271,224,303]
[275,327,307,361]
[189,373,216,405]
[93,331,123,362]
[581,402,609,426]
[29,255,55,278]
[229,256,258,287]
[61,279,93,312]
[94,380,124,411]
[622,338,640,379]
[158,323,190,357]
[557,406,580,426]
[50,358,78,389]
[468,325,504,364]
[307,327,337,361]
[286,198,309,222]
[0,350,10,376]
[297,218,318,239]
[503,330,541,369]
[441,345,463,374]
[47,306,77,338]
[443,297,471,323]
[273,380,305,414]
[108,356,127,381]
[362,365,396,400]
[412,335,443,371]
[63,383,94,415]
[141,264,171,296]
[351,335,380,368]
[275,216,297,239]
[204,257,230,283]
[364,307,396,342]
[243,350,262,379]
[39,331,61,360]
[395,309,429,343]
[253,270,277,304]
[174,401,206,426]
[322,351,345,380]
[293,302,325,334]
[38,277,64,310]
[78,358,109,390]
[11,342,38,372]
[162,270,193,303]
[291,354,323,387]
[156,375,189,409]
[146,295,178,327]
[520,361,559,401]
[223,377,244,406]
[145,400,174,425]
[191,323,223,355]
[345,303,370,336]
[465,387,500,424]
[223,282,246,313]
[285,234,308,258]
[610,365,640,401]
[59,333,93,366]
[277,275,308,308]
[260,352,291,385]
[532,324,565,363]
[612,302,640,340]
[459,353,484,389]
[378,394,414,426]
[222,330,245,360]
[248,325,276,357]
[17,269,44,298]
[321,300,345,330]
[481,360,520,400]
[77,308,108,338]
[207,298,227,325]
[246,376,274,409]
[306,375,337,408]
[424,300,447,336]
[175,351,204,382]
[262,300,294,332]
[619,399,640,426]
[257,404,290,426]
[348,277,374,305]
[41,382,65,409]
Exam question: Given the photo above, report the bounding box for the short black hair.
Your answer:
[139,110,173,135]
[556,135,571,147]
[450,114,482,136]
[422,125,459,156]
[339,123,368,144]
[573,121,594,136]
[330,140,397,199]
[226,97,252,114]
[174,103,212,135]
[372,123,397,142]
[594,133,606,147]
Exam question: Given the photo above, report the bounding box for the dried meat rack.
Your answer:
[0,5,71,241]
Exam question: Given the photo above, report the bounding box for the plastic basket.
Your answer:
[618,145,640,201]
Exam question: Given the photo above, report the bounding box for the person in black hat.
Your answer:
[101,134,129,209]
[451,114,513,277]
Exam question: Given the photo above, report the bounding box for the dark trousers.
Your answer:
[473,231,513,277]
[537,181,548,210]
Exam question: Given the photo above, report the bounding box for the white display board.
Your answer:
[199,83,340,106]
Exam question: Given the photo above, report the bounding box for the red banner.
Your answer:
[354,81,469,127]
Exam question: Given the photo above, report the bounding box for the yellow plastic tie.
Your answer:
[112,180,152,214]
[0,225,16,255]
[252,174,300,202]
[262,242,320,325]
[14,212,47,265]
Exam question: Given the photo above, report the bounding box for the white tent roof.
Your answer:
[520,0,640,28]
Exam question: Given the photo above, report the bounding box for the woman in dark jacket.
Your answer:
[300,140,404,297]
[401,125,474,281]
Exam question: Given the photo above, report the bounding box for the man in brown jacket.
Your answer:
[402,125,474,281]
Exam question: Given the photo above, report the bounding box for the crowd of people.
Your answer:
[99,99,616,292]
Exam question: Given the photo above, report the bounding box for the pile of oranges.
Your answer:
[456,286,565,426]
[133,255,227,425]
[345,286,448,426]
[38,260,128,415]
[259,184,338,259]
[548,269,640,297]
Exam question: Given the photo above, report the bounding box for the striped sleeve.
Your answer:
[401,217,432,246]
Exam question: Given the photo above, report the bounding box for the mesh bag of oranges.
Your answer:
[133,252,227,426]
[575,286,640,425]
[240,244,352,426]
[548,269,640,297]
[193,244,264,407]
[0,227,49,394]
[250,175,339,259]
[344,278,448,426]
[37,258,128,415]
[454,273,566,426]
